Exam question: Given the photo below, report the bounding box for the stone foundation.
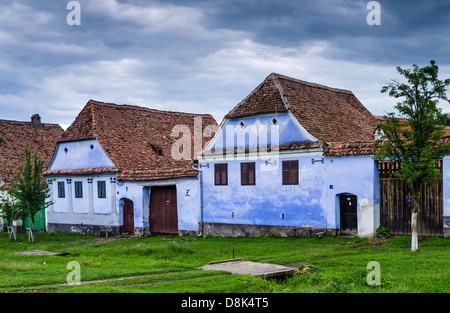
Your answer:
[202,222,335,237]
[48,223,121,236]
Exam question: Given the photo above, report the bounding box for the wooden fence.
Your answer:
[378,160,443,236]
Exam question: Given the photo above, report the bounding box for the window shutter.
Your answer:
[215,163,228,185]
[282,160,298,185]
[57,181,65,198]
[241,162,255,185]
[98,181,106,198]
[74,181,83,198]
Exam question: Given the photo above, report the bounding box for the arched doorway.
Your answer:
[339,194,357,235]
[122,198,134,234]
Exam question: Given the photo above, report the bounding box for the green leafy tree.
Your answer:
[374,60,450,251]
[0,137,5,146]
[0,196,27,241]
[7,147,52,240]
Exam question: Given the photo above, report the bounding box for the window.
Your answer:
[97,181,106,198]
[241,162,255,185]
[282,160,299,185]
[57,181,65,198]
[74,181,83,198]
[214,163,228,186]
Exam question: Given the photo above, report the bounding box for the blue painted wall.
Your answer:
[48,139,115,171]
[200,113,380,237]
[208,113,316,153]
[200,154,379,236]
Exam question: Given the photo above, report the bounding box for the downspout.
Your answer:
[191,161,203,236]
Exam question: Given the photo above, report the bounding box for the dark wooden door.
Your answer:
[150,185,178,234]
[340,195,357,233]
[123,199,134,233]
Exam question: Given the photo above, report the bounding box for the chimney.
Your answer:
[31,114,42,130]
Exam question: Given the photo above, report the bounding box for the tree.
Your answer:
[0,137,5,147]
[0,196,27,241]
[373,60,450,251]
[7,147,52,240]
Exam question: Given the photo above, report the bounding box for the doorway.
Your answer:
[123,199,134,233]
[339,194,357,234]
[149,185,178,234]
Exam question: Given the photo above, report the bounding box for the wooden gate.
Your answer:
[123,199,134,233]
[149,185,178,234]
[378,161,443,236]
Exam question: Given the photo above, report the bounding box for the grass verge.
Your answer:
[0,232,448,293]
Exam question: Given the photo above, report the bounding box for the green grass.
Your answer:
[0,232,448,293]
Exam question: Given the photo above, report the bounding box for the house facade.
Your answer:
[0,114,64,231]
[198,73,388,238]
[41,74,450,238]
[44,100,217,236]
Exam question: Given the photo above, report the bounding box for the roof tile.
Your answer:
[46,100,217,181]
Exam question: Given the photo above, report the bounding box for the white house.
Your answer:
[44,100,217,236]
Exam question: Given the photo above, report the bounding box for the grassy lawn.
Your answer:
[0,232,448,293]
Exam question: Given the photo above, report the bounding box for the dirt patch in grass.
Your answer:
[11,250,69,256]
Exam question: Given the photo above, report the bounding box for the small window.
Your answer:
[282,160,299,185]
[239,120,245,129]
[97,181,106,198]
[74,181,83,198]
[271,117,278,125]
[241,162,255,185]
[57,181,65,198]
[214,163,228,186]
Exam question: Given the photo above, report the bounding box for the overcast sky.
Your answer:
[1,0,450,129]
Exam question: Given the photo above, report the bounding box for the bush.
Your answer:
[376,225,391,239]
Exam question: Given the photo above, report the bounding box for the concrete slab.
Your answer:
[201,259,295,278]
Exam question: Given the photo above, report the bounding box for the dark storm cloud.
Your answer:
[0,0,449,125]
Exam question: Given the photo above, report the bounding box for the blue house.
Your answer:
[198,73,387,238]
[43,76,450,238]
[44,100,217,236]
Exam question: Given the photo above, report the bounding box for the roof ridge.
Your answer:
[271,72,353,94]
[0,118,61,127]
[87,100,98,139]
[270,73,291,110]
[223,76,272,119]
[87,99,214,117]
[224,74,290,119]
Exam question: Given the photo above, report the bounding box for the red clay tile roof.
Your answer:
[45,100,217,181]
[0,117,64,183]
[226,73,378,144]
[324,119,450,157]
[323,142,378,157]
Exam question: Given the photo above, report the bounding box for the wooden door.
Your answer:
[123,199,134,233]
[340,195,357,233]
[149,185,178,234]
